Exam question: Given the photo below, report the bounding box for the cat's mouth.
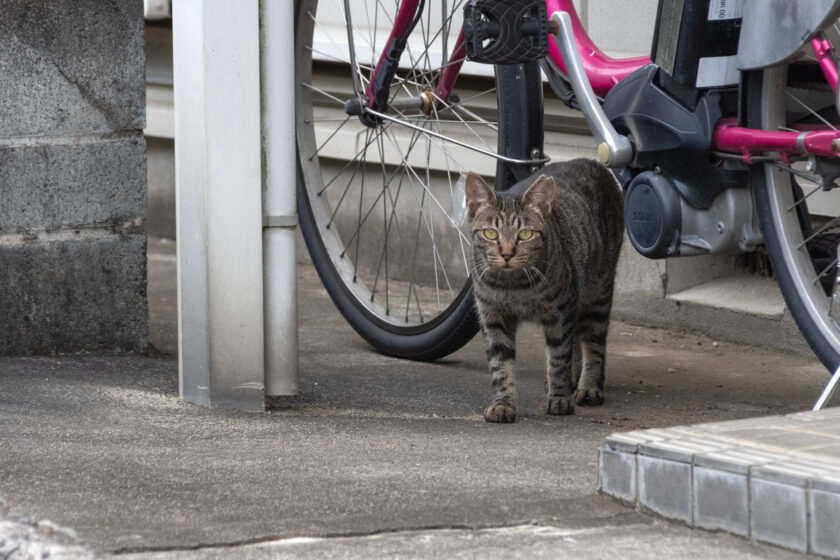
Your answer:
[495,261,522,270]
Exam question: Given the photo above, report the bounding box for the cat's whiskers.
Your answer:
[522,266,537,293]
[529,265,550,288]
[471,260,491,283]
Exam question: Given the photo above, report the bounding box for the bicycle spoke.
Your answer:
[383,123,462,296]
[369,106,541,167]
[385,180,425,321]
[327,153,365,229]
[308,3,364,91]
[401,0,467,87]
[785,89,838,131]
[426,132,442,310]
[383,124,471,244]
[450,105,499,131]
[318,128,385,194]
[381,126,442,321]
[339,127,426,257]
[441,0,449,69]
[406,181,428,322]
[352,127,371,281]
[790,183,822,211]
[371,128,392,310]
[440,86,497,112]
[374,171,420,314]
[431,113,472,276]
[309,114,353,159]
[301,81,346,106]
[799,216,840,250]
[430,90,496,151]
[814,257,839,286]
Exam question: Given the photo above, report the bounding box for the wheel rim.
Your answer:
[296,0,502,331]
[761,64,840,361]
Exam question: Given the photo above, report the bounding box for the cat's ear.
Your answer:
[522,175,555,214]
[465,172,496,218]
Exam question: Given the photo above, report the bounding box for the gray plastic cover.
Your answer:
[737,0,840,70]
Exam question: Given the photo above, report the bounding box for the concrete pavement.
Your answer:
[0,238,833,558]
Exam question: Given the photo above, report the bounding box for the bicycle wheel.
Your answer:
[294,0,543,360]
[748,61,840,370]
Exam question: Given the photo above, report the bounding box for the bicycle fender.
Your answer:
[737,0,840,70]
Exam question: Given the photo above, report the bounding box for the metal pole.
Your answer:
[260,0,299,396]
[173,0,266,411]
[813,364,840,411]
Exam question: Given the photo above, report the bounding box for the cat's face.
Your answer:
[465,173,555,272]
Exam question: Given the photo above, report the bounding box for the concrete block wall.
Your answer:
[0,1,147,354]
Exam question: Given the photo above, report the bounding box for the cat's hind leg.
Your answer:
[573,307,610,406]
[543,315,576,416]
[481,319,518,423]
[571,332,583,391]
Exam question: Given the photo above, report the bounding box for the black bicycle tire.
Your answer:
[747,68,840,371]
[294,0,544,361]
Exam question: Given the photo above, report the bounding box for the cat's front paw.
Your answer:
[546,396,574,416]
[484,403,516,423]
[573,387,604,406]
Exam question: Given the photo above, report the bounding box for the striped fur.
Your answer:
[466,159,624,423]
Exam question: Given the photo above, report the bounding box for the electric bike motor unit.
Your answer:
[624,170,760,258]
[608,0,759,259]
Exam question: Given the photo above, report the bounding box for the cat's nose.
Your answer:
[500,252,514,262]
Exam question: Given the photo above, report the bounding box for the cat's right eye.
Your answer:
[518,229,534,241]
[483,228,498,240]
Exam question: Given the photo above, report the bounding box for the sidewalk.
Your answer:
[0,241,835,558]
[599,408,840,557]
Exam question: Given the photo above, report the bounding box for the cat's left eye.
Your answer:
[483,228,499,240]
[518,229,534,240]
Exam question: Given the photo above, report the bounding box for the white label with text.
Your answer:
[708,0,743,20]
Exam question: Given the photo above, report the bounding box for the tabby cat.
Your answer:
[465,159,624,423]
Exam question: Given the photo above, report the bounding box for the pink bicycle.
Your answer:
[295,0,840,371]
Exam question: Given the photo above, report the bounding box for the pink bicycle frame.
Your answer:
[712,35,840,163]
[364,0,840,162]
[544,0,649,97]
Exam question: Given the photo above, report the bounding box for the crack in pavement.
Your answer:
[112,519,656,556]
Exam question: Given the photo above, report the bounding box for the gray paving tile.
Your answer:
[693,447,780,475]
[705,428,788,444]
[642,428,689,441]
[752,461,834,488]
[800,444,840,464]
[605,428,689,452]
[797,406,840,421]
[810,489,840,558]
[810,472,840,494]
[698,416,790,432]
[598,447,636,503]
[638,456,692,524]
[605,432,654,453]
[740,431,840,450]
[799,423,840,437]
[693,466,749,536]
[639,438,732,463]
[750,479,808,552]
